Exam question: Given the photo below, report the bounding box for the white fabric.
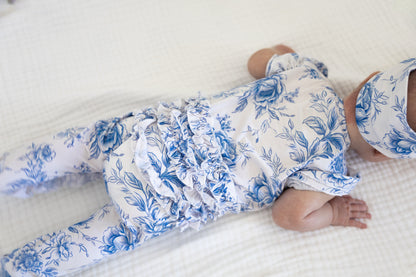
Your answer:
[0,0,415,276]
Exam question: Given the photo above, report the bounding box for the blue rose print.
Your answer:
[88,118,127,159]
[385,128,416,156]
[254,80,282,104]
[11,244,43,275]
[247,172,276,207]
[252,76,286,119]
[100,223,136,255]
[381,96,416,157]
[234,74,295,120]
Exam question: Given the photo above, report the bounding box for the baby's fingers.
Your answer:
[351,202,368,212]
[351,211,372,219]
[350,198,367,205]
[348,219,367,229]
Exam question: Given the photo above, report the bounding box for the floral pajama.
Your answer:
[1,113,173,276]
[1,53,363,276]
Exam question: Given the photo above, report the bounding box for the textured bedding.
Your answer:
[0,0,415,276]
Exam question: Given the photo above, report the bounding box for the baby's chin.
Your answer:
[359,149,390,162]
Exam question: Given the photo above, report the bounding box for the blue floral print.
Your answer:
[9,243,44,276]
[355,58,416,158]
[383,96,416,155]
[5,143,56,195]
[87,116,131,159]
[273,88,345,164]
[54,127,86,148]
[355,74,388,133]
[41,232,87,267]
[1,53,360,276]
[385,128,416,155]
[100,223,137,255]
[329,153,347,173]
[1,204,135,276]
[265,53,328,78]
[128,98,241,231]
[247,171,282,207]
[234,74,299,120]
[73,162,92,173]
[105,157,175,236]
[298,65,323,80]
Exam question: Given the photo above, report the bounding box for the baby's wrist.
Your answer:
[328,199,339,226]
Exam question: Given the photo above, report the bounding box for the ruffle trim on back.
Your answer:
[133,98,239,231]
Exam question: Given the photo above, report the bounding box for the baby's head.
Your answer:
[345,58,416,162]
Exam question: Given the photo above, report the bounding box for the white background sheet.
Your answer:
[1,0,415,276]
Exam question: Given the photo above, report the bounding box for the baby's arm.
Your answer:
[247,44,295,79]
[272,188,371,232]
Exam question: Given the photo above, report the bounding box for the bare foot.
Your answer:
[272,44,295,54]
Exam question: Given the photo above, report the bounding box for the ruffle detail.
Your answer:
[133,98,239,231]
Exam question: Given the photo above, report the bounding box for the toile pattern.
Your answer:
[1,53,359,276]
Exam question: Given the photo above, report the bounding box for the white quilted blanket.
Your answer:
[1,0,415,276]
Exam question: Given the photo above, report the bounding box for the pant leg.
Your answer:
[1,203,145,277]
[0,113,174,276]
[0,113,133,198]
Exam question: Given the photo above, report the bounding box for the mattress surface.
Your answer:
[0,0,415,276]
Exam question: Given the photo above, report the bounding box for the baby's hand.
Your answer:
[329,195,371,229]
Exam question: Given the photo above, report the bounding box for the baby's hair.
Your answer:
[407,70,416,131]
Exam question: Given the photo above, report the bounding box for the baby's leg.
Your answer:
[0,114,134,197]
[0,126,103,198]
[1,203,142,276]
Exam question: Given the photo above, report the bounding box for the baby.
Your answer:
[1,44,415,276]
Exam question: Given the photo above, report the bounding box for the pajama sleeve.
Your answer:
[284,154,360,196]
[265,53,328,78]
[285,169,359,196]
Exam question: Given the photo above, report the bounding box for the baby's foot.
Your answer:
[271,44,295,54]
